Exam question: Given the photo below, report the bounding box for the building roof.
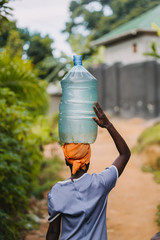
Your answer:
[93,5,160,46]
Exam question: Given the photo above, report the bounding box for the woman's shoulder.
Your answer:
[48,178,73,195]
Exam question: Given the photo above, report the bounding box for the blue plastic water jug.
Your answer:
[59,55,98,143]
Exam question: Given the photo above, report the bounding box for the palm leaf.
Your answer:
[0,51,49,115]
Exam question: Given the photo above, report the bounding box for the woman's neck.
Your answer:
[70,169,86,180]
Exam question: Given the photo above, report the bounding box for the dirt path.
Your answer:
[25,118,160,240]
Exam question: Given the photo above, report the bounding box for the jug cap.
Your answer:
[73,55,82,66]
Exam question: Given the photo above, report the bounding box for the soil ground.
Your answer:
[25,118,160,240]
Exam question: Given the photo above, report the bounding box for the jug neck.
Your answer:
[73,55,82,66]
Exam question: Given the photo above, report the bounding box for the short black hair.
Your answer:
[65,159,90,174]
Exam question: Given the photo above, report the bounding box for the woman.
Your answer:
[46,102,131,240]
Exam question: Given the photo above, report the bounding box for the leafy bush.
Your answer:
[0,88,42,239]
[134,123,160,229]
[31,113,59,145]
[133,123,160,153]
[153,170,160,184]
[0,49,62,239]
[33,155,64,199]
[142,164,160,184]
[134,123,160,180]
[0,51,49,116]
[157,205,160,228]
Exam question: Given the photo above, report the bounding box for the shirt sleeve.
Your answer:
[98,165,119,193]
[47,184,61,223]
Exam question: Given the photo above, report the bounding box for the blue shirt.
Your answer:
[47,165,118,240]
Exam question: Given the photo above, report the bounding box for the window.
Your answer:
[133,43,137,53]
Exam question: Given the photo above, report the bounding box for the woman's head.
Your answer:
[62,143,91,175]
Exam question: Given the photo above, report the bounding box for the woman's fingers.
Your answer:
[94,102,103,114]
[92,117,99,125]
[93,106,99,117]
[93,102,102,118]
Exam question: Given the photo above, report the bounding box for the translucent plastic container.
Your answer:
[59,55,97,143]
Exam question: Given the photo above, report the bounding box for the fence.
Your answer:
[88,60,160,118]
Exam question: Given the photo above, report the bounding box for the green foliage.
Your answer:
[133,123,160,153]
[0,51,49,116]
[69,33,95,57]
[0,88,42,240]
[31,113,59,145]
[0,19,54,66]
[0,20,17,47]
[144,23,160,59]
[68,33,105,67]
[17,27,31,43]
[152,23,160,37]
[142,164,160,184]
[153,169,160,184]
[0,0,13,29]
[143,157,160,184]
[0,19,64,82]
[37,54,71,82]
[157,205,160,228]
[27,33,53,65]
[0,87,61,239]
[0,4,64,239]
[134,123,160,183]
[136,122,160,228]
[33,156,64,199]
[64,0,160,39]
[5,29,24,57]
[0,51,60,240]
[64,0,106,36]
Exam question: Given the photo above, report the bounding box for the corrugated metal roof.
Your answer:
[93,5,160,46]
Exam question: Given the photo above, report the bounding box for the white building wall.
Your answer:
[105,35,160,65]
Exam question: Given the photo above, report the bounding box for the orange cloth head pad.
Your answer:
[62,143,91,175]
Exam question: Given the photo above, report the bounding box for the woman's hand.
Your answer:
[93,102,131,177]
[92,102,111,128]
